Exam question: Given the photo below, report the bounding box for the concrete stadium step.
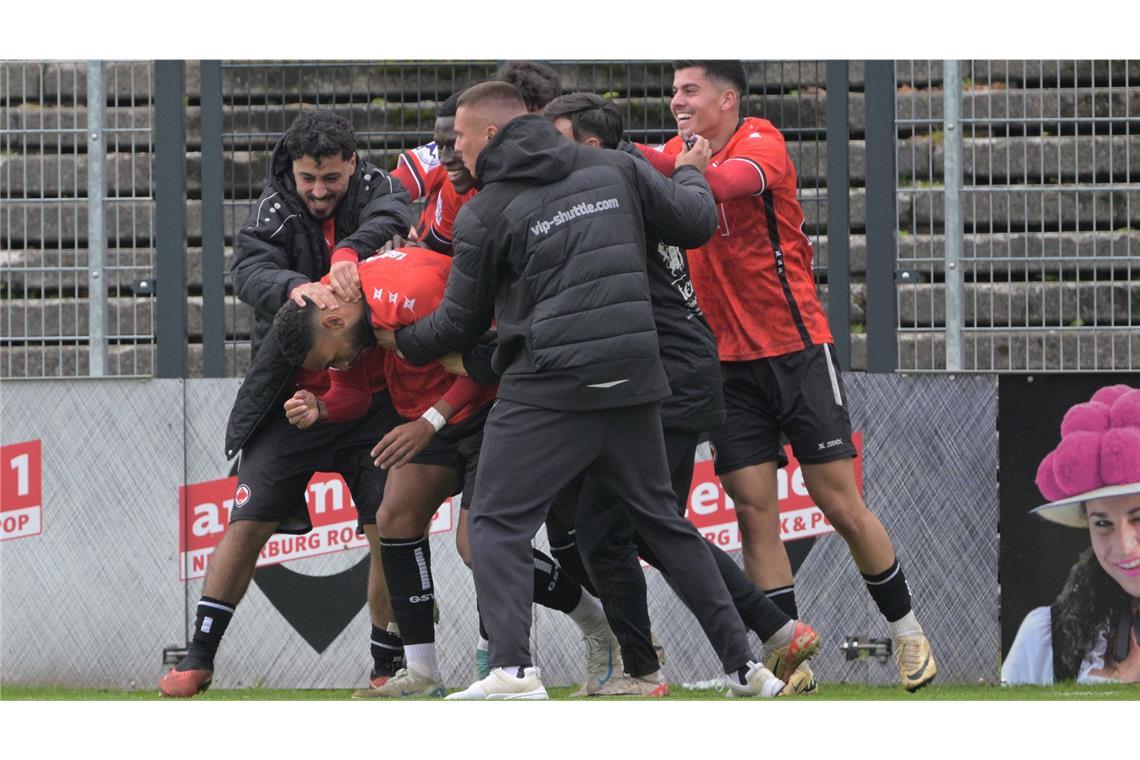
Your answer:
[0,341,251,379]
[897,328,1140,372]
[904,186,1140,229]
[897,135,1140,185]
[7,61,1136,107]
[1,295,252,341]
[895,60,1139,89]
[896,280,1140,328]
[0,61,180,104]
[1,151,263,199]
[1,247,235,292]
[1,190,867,246]
[891,231,1139,276]
[7,135,1137,200]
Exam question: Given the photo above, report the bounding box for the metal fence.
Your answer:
[1,61,156,377]
[211,60,835,376]
[895,60,1140,371]
[3,59,1138,379]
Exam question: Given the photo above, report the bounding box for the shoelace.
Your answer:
[896,638,925,670]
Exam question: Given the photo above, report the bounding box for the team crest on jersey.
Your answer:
[658,243,686,277]
[234,483,252,507]
[412,142,440,169]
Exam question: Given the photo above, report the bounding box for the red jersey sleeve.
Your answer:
[428,181,477,245]
[635,142,677,176]
[392,142,441,203]
[330,246,359,267]
[319,361,372,422]
[439,374,484,415]
[706,120,791,200]
[318,348,387,422]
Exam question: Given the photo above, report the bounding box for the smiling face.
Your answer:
[434,115,476,194]
[670,66,739,152]
[292,153,356,220]
[1085,493,1140,597]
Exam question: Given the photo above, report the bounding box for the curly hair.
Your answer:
[282,109,356,163]
[272,298,317,367]
[495,61,561,112]
[1052,547,1132,678]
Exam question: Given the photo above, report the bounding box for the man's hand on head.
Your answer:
[378,232,428,253]
[675,135,712,174]
[327,260,362,303]
[290,281,339,310]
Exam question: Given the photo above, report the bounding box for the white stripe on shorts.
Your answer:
[823,344,843,407]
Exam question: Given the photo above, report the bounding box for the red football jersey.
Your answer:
[655,118,833,360]
[357,248,496,423]
[428,180,478,246]
[392,142,446,204]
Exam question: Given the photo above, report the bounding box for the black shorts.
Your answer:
[416,402,490,509]
[709,344,856,475]
[231,392,403,534]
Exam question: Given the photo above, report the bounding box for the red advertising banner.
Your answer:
[1,439,43,541]
[178,472,454,581]
[685,433,862,552]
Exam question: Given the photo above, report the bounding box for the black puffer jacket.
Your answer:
[396,115,718,413]
[223,330,295,459]
[232,139,411,353]
[616,142,724,433]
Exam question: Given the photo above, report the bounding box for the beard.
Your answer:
[348,314,379,356]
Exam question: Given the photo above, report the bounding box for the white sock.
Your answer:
[888,611,923,640]
[762,619,796,650]
[499,665,529,679]
[404,643,439,679]
[640,669,664,683]
[476,636,489,652]
[566,591,608,633]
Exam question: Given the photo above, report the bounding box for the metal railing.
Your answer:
[895,60,1139,372]
[1,60,155,377]
[4,60,1137,379]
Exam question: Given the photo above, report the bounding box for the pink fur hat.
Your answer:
[1032,384,1140,528]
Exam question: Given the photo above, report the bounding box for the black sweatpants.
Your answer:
[470,399,753,673]
[576,428,792,676]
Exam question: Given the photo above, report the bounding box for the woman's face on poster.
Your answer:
[1086,493,1140,598]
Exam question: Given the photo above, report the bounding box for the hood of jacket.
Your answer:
[475,115,577,188]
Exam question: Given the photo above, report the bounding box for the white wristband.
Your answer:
[421,407,446,433]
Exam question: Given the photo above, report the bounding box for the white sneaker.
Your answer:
[351,665,443,699]
[725,661,785,698]
[444,666,549,700]
[572,624,623,697]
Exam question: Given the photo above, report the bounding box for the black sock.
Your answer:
[764,585,799,620]
[184,595,235,669]
[532,549,582,613]
[549,533,598,596]
[379,536,436,645]
[371,624,404,674]
[862,559,913,623]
